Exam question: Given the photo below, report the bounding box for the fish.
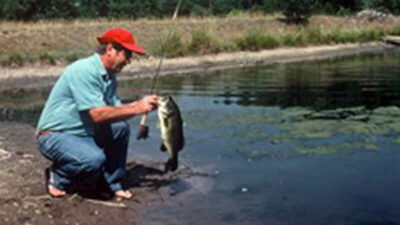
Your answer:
[157,95,184,172]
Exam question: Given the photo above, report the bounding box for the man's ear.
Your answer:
[106,44,115,55]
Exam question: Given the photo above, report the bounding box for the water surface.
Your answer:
[1,50,400,225]
[127,51,400,225]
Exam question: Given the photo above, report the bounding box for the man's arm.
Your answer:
[89,95,158,123]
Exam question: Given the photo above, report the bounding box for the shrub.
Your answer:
[39,52,56,65]
[151,29,187,58]
[389,26,400,36]
[305,26,327,44]
[282,34,297,46]
[187,29,219,54]
[65,52,82,63]
[280,0,316,24]
[235,32,280,51]
[3,52,24,67]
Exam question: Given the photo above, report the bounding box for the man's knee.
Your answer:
[113,121,130,139]
[82,152,106,173]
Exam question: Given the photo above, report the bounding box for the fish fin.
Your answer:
[160,143,167,152]
[164,157,178,173]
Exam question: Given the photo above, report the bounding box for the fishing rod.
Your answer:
[137,0,182,140]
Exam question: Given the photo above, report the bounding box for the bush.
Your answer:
[151,29,187,58]
[39,52,56,65]
[280,0,316,24]
[389,27,400,36]
[187,29,219,54]
[326,29,384,44]
[3,52,24,67]
[235,31,280,51]
[65,52,83,63]
[305,26,327,44]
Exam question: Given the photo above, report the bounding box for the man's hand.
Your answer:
[89,95,159,123]
[132,95,159,114]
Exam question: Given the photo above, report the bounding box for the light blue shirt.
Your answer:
[37,53,121,136]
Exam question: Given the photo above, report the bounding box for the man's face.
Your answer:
[109,47,132,73]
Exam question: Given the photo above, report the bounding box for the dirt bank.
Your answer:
[0,121,199,225]
[0,42,398,225]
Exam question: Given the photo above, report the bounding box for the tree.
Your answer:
[280,0,316,24]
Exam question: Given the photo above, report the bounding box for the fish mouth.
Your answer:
[158,95,171,106]
[158,95,170,101]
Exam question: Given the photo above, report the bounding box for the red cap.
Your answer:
[97,28,146,55]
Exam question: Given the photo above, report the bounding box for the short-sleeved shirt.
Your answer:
[36,53,121,136]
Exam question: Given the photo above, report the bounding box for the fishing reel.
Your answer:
[136,114,149,140]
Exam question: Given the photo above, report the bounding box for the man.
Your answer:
[36,28,158,199]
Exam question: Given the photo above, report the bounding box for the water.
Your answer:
[128,52,400,225]
[1,51,400,225]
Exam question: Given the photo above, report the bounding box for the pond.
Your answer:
[1,50,400,225]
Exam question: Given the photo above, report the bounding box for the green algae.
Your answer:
[296,145,338,155]
[392,137,400,144]
[236,149,273,159]
[295,142,380,155]
[280,107,313,121]
[372,106,400,117]
[280,120,339,139]
[184,108,280,131]
[236,141,380,160]
[279,106,400,139]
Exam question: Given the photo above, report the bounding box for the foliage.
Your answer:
[2,52,25,67]
[187,29,219,54]
[235,31,280,51]
[280,0,316,24]
[1,0,400,21]
[151,29,187,58]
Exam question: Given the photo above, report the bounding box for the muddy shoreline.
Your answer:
[0,42,399,225]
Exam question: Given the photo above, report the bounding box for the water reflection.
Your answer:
[2,51,400,125]
[0,88,49,126]
[118,51,400,111]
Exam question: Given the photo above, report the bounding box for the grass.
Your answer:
[235,31,280,50]
[0,14,399,66]
[187,28,220,55]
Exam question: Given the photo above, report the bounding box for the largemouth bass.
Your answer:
[158,95,184,172]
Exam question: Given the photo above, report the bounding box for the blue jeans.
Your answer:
[37,121,130,192]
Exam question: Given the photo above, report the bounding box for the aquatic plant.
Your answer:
[295,142,380,155]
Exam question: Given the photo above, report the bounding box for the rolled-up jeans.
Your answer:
[37,121,130,192]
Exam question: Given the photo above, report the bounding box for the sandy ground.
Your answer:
[0,42,398,225]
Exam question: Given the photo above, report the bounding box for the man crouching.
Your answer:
[36,28,158,199]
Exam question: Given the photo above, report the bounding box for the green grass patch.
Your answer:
[326,29,385,44]
[150,30,187,58]
[1,52,25,67]
[187,29,220,55]
[235,31,280,51]
[388,26,400,36]
[39,52,56,65]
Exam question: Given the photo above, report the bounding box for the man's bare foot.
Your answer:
[115,190,133,199]
[48,185,67,197]
[45,167,66,198]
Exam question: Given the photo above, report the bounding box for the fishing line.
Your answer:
[149,0,183,94]
[137,0,182,140]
